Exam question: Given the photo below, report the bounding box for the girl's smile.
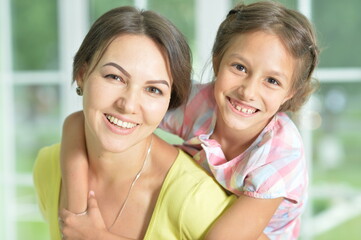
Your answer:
[214,31,295,137]
[227,97,258,116]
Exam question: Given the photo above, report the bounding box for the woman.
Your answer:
[33,6,235,240]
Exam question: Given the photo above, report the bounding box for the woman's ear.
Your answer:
[75,64,88,88]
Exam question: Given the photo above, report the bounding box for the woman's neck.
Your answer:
[85,135,178,238]
[85,133,153,184]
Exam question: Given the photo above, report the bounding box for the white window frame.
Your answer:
[1,0,360,239]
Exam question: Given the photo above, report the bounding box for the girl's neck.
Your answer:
[212,117,265,161]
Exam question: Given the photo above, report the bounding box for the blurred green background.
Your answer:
[1,0,360,239]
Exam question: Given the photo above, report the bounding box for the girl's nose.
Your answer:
[237,77,258,101]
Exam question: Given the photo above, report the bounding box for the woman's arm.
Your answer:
[60,111,88,213]
[205,195,283,240]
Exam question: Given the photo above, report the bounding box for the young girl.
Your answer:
[61,1,319,239]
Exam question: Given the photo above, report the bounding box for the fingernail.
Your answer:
[89,190,95,197]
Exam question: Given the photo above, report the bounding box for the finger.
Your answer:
[89,190,95,198]
[59,207,74,220]
[87,190,99,212]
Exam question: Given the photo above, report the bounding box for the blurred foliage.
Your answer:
[313,0,361,67]
[12,0,58,70]
[89,0,134,21]
[88,0,196,63]
[312,198,332,214]
[17,221,49,240]
[148,0,195,52]
[313,82,361,171]
[315,215,361,240]
[14,85,61,173]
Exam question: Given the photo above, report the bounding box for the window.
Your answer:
[1,0,360,239]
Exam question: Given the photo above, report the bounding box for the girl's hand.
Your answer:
[59,191,108,240]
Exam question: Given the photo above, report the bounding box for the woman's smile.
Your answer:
[80,34,172,153]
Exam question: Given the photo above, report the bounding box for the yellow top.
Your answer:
[33,144,235,240]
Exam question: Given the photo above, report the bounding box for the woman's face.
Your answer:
[78,34,172,153]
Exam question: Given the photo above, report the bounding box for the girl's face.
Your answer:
[78,34,172,153]
[213,31,295,136]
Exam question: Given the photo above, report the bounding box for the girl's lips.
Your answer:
[227,97,259,115]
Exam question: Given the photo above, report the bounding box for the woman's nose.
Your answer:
[115,89,140,114]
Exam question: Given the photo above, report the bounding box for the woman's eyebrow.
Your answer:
[103,62,131,78]
[146,80,170,88]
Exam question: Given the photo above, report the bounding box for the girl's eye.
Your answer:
[146,86,163,95]
[266,77,280,85]
[105,74,125,83]
[234,64,247,73]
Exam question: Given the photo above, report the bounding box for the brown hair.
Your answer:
[212,1,320,112]
[73,6,192,109]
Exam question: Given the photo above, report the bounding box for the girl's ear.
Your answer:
[212,56,220,77]
[282,90,295,105]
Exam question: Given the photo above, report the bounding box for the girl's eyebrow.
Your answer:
[229,53,250,66]
[268,70,287,81]
[103,62,131,78]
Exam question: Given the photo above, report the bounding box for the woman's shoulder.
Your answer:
[146,146,235,240]
[34,144,61,171]
[164,149,230,198]
[33,143,61,193]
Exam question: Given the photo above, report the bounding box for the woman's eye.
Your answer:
[234,64,247,73]
[267,77,280,85]
[146,86,162,95]
[105,74,124,83]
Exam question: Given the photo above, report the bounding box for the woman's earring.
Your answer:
[76,87,83,96]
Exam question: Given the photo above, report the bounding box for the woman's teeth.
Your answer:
[106,114,137,129]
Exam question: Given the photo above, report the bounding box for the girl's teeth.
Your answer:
[232,102,256,114]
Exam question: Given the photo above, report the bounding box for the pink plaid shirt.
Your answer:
[160,82,308,239]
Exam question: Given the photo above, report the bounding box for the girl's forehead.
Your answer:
[224,31,297,84]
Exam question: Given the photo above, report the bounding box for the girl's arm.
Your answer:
[60,111,88,213]
[60,191,135,240]
[205,195,283,240]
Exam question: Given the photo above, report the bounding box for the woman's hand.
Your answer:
[59,191,108,240]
